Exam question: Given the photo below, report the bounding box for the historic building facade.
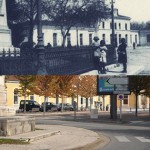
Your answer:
[4,77,149,111]
[33,8,139,47]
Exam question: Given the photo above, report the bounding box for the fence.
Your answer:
[0,46,116,75]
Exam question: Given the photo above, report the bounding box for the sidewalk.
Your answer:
[82,63,144,75]
[0,124,109,150]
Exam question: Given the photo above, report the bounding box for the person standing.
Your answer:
[99,40,107,74]
[93,36,101,73]
[117,38,127,73]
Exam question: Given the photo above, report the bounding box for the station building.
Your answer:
[5,76,149,112]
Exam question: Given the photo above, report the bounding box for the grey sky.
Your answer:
[114,0,150,22]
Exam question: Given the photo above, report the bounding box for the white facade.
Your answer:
[33,8,139,47]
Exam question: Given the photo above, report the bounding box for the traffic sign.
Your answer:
[97,76,114,95]
[118,94,124,100]
[107,77,128,85]
[113,91,130,94]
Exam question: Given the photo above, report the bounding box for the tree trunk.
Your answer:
[76,94,79,112]
[43,96,46,115]
[24,89,26,113]
[61,95,64,112]
[135,92,138,117]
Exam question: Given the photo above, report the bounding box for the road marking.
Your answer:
[115,136,130,142]
[135,137,150,142]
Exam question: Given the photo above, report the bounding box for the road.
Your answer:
[35,114,150,150]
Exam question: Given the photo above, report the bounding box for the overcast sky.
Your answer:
[114,0,150,22]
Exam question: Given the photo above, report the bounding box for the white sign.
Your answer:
[114,91,130,94]
[107,77,128,85]
[115,85,128,91]
[118,94,124,100]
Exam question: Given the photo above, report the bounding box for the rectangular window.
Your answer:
[14,89,18,104]
[135,35,138,43]
[102,22,105,29]
[110,23,112,29]
[119,34,121,44]
[147,34,150,42]
[119,23,121,30]
[123,95,128,104]
[14,95,18,104]
[53,33,57,47]
[130,35,132,44]
[89,34,92,45]
[125,23,128,30]
[102,34,105,41]
[80,34,83,46]
[125,34,128,44]
[115,23,117,29]
[30,95,34,100]
[81,97,83,104]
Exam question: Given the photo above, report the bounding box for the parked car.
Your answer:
[40,102,58,112]
[58,103,74,111]
[19,100,41,112]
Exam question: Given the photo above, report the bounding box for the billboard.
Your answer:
[97,76,114,95]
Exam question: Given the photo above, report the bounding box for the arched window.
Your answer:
[14,88,18,104]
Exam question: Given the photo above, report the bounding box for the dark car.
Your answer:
[41,102,58,112]
[19,100,41,112]
[58,103,74,111]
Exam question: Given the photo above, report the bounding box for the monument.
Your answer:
[0,76,16,116]
[0,76,35,136]
[0,0,12,48]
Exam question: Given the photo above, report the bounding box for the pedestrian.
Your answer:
[46,43,52,49]
[133,42,136,49]
[67,40,72,48]
[100,102,102,111]
[99,40,107,74]
[117,38,127,73]
[93,36,101,73]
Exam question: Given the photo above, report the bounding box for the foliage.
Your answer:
[15,75,36,97]
[131,21,150,30]
[79,75,97,98]
[29,75,58,97]
[44,0,109,47]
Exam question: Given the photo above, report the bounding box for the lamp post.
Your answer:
[111,0,115,51]
[36,0,47,74]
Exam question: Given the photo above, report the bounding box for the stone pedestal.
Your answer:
[0,116,35,136]
[0,76,35,136]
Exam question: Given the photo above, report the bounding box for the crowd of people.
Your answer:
[93,36,127,74]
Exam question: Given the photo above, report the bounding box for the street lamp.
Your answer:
[110,0,115,50]
[36,0,47,74]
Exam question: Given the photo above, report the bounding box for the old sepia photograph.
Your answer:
[0,1,150,150]
[0,0,150,75]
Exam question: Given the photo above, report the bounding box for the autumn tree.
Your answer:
[55,75,75,112]
[29,75,59,114]
[15,75,36,113]
[129,76,150,116]
[45,0,109,47]
[79,75,97,111]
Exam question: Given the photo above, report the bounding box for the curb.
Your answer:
[69,133,110,150]
[20,130,61,142]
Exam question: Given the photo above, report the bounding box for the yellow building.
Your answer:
[5,76,149,111]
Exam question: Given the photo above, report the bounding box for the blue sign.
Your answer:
[97,76,114,94]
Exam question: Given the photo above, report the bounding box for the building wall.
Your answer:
[139,30,150,46]
[5,80,148,111]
